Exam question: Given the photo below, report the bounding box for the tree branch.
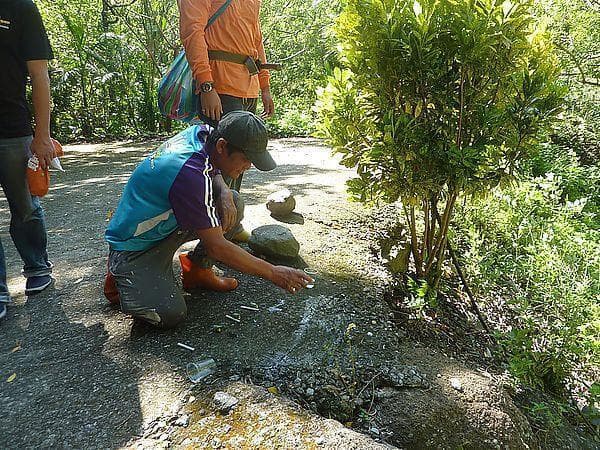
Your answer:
[432,206,494,337]
[559,73,600,87]
[404,204,423,277]
[555,41,588,85]
[425,190,457,275]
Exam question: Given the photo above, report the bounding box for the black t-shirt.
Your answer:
[0,0,53,138]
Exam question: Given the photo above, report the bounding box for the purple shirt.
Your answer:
[106,125,221,251]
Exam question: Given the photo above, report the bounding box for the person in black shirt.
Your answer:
[0,0,54,320]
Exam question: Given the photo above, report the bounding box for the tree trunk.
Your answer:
[403,190,458,288]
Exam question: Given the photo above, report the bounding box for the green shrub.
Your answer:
[267,108,314,137]
[316,0,565,288]
[455,170,599,396]
[529,400,569,431]
[261,0,340,136]
[529,140,600,229]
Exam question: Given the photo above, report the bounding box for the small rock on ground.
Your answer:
[213,392,239,414]
[248,224,300,260]
[266,189,296,217]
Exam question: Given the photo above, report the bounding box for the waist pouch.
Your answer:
[208,50,282,76]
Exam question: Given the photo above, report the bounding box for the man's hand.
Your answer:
[261,87,275,118]
[270,266,313,294]
[201,90,223,121]
[30,135,53,170]
[216,188,237,233]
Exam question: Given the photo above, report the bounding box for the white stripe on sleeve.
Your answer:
[203,157,220,227]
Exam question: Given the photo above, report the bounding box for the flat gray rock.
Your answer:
[248,224,300,260]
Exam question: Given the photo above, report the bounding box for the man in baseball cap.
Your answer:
[216,110,276,172]
[103,111,312,329]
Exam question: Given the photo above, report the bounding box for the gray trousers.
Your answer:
[107,191,244,329]
[197,94,258,192]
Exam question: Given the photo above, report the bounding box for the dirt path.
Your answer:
[0,138,384,448]
[0,138,545,449]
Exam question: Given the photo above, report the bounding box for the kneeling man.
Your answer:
[103,111,311,328]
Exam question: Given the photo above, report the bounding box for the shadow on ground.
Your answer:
[0,289,142,448]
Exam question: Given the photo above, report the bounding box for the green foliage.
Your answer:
[37,0,338,140]
[586,382,600,426]
[267,109,314,138]
[316,0,565,285]
[454,152,599,395]
[538,1,600,168]
[319,0,565,198]
[260,0,340,135]
[40,0,179,141]
[528,140,600,228]
[407,277,437,310]
[528,400,569,431]
[537,0,600,84]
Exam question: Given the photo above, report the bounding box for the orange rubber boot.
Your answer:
[104,271,120,305]
[179,252,238,292]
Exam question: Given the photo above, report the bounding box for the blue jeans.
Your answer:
[0,136,52,302]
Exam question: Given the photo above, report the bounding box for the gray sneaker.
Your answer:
[0,302,6,320]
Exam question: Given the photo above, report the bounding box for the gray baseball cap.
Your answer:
[217,111,276,171]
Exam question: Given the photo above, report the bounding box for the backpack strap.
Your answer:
[206,0,233,29]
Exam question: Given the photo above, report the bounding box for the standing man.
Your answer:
[178,0,275,211]
[0,0,55,320]
[104,111,311,329]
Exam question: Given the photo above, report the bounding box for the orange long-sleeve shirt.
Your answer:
[178,0,270,99]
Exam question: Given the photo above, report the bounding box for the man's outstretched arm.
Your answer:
[197,226,312,293]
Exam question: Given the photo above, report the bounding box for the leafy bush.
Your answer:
[261,0,340,136]
[529,140,600,228]
[549,113,600,168]
[537,0,600,85]
[316,0,565,288]
[537,0,600,167]
[267,108,314,137]
[454,164,600,396]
